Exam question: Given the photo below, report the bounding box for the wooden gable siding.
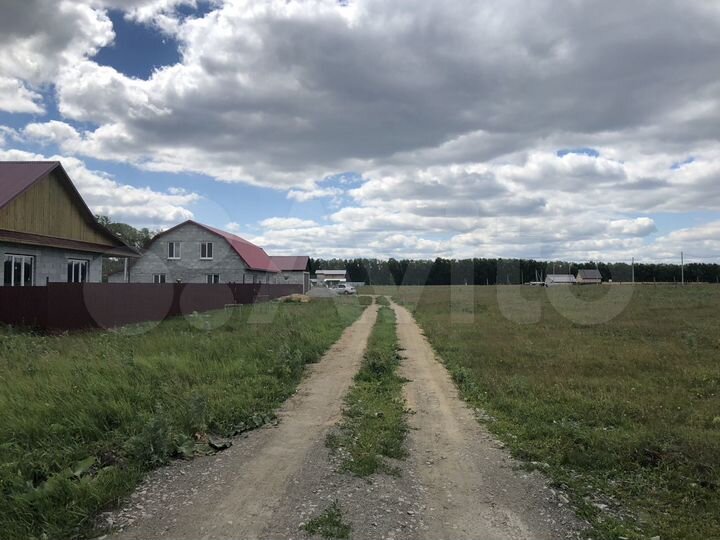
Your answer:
[0,170,113,246]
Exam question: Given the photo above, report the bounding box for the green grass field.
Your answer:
[0,298,365,540]
[327,304,408,476]
[371,284,720,540]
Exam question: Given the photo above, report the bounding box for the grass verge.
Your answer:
[302,501,351,539]
[327,305,408,476]
[0,298,365,540]
[390,285,720,540]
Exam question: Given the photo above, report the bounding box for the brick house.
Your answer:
[124,220,280,284]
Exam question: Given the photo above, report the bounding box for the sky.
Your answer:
[0,0,719,263]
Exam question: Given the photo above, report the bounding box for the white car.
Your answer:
[335,283,356,295]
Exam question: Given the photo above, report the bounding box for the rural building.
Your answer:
[316,269,347,286]
[125,220,279,284]
[545,273,577,286]
[576,268,603,284]
[270,255,310,293]
[0,161,138,286]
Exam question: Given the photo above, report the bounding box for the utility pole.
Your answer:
[680,251,685,284]
[631,257,635,284]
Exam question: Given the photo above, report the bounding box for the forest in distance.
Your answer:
[309,257,720,286]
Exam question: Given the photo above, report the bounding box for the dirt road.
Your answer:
[107,300,584,540]
[109,304,379,540]
[391,301,583,540]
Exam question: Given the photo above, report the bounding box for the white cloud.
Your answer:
[260,217,318,230]
[0,77,44,113]
[608,218,657,237]
[287,187,343,202]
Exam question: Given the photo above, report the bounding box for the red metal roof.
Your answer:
[154,220,279,272]
[0,161,60,209]
[270,255,309,272]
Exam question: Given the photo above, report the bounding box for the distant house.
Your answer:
[270,256,310,293]
[125,220,279,284]
[576,268,603,285]
[0,161,138,286]
[545,273,576,286]
[316,269,347,286]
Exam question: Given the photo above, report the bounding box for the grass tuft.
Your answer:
[302,501,351,539]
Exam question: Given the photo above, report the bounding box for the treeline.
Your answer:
[309,258,720,285]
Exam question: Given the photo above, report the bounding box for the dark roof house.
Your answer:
[577,268,603,284]
[0,161,138,286]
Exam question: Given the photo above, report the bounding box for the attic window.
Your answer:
[168,242,181,259]
[200,242,213,260]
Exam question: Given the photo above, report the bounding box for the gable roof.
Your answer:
[270,255,309,272]
[578,269,602,279]
[0,161,60,209]
[0,161,139,257]
[153,220,279,272]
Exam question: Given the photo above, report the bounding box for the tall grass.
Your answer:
[0,298,365,540]
[389,285,720,540]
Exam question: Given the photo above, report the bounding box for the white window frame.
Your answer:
[153,274,167,284]
[3,254,34,287]
[168,241,181,260]
[200,242,214,260]
[206,274,220,284]
[67,259,89,283]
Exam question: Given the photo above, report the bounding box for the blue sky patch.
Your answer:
[671,157,695,170]
[556,147,600,158]
[93,11,181,79]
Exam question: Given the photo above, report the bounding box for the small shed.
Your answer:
[270,255,310,293]
[576,269,602,285]
[545,274,576,286]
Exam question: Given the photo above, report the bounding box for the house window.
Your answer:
[153,274,166,284]
[3,254,34,287]
[206,274,220,284]
[67,259,89,283]
[200,242,213,260]
[168,242,181,259]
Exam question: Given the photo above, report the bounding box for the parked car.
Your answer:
[335,283,356,295]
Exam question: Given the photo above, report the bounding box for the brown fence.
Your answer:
[0,283,303,331]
